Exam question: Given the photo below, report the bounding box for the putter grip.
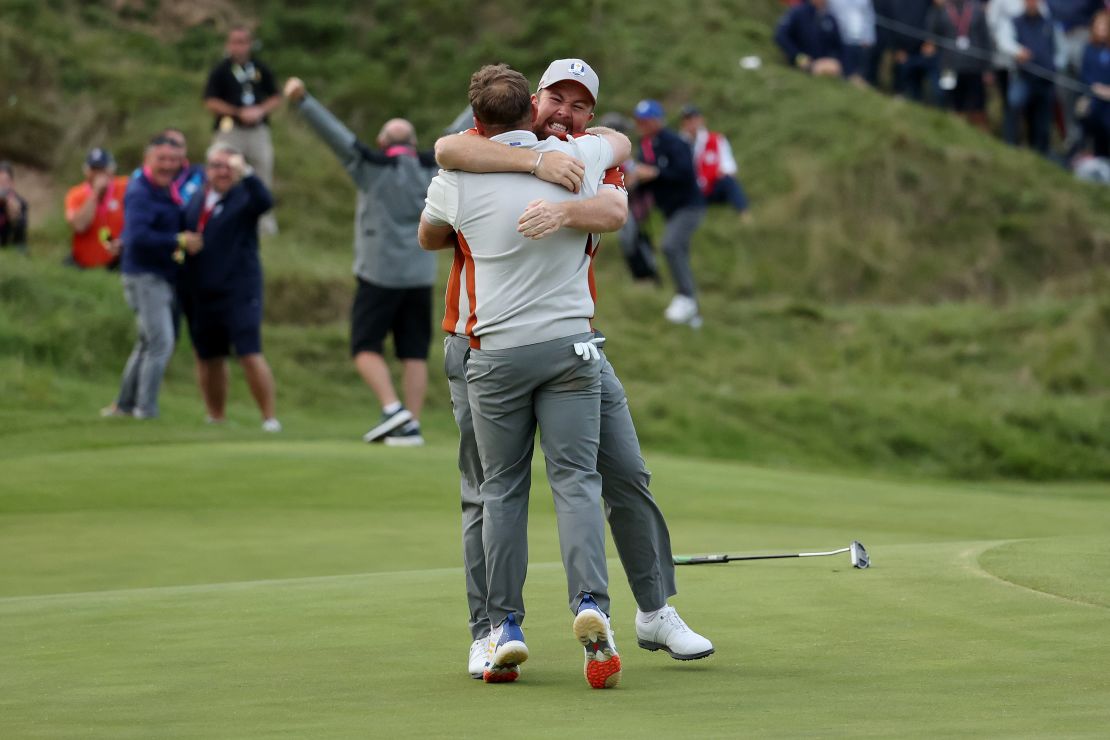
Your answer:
[673,555,729,565]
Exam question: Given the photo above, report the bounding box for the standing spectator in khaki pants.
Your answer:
[203,25,281,235]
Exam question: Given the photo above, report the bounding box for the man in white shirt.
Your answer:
[420,63,630,689]
[679,105,751,219]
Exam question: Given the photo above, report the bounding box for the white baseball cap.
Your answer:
[537,58,600,104]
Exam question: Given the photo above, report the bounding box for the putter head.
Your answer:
[850,541,869,569]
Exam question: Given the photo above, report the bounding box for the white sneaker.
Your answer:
[384,423,424,447]
[362,406,413,443]
[261,418,282,433]
[663,294,699,325]
[483,614,527,683]
[635,606,714,660]
[467,637,488,679]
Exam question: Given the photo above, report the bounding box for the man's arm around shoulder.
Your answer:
[435,132,586,194]
[583,126,632,168]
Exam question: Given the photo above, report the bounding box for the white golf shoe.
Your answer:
[467,637,488,679]
[635,606,715,660]
[663,294,701,327]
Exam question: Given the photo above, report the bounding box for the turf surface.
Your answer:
[2,437,1108,737]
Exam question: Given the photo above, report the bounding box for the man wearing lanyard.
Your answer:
[928,0,994,130]
[180,144,279,431]
[203,25,282,235]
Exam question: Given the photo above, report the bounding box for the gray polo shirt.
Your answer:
[295,94,436,288]
[422,130,612,350]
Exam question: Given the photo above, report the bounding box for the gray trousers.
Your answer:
[464,333,607,629]
[661,205,706,298]
[116,272,175,417]
[447,334,676,639]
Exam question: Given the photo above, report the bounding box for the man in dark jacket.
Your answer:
[775,0,845,77]
[1014,0,1067,153]
[0,161,28,252]
[929,0,994,128]
[105,135,202,419]
[1048,0,1104,145]
[181,143,279,431]
[884,0,940,102]
[632,99,706,328]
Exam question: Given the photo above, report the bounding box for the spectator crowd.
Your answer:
[775,0,1110,169]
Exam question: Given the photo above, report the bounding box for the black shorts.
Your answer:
[185,291,263,360]
[950,73,986,113]
[350,278,432,360]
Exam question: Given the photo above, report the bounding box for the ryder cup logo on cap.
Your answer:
[538,58,600,103]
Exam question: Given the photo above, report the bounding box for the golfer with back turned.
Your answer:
[420,63,630,689]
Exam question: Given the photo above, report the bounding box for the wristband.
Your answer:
[530,152,544,175]
[177,232,188,248]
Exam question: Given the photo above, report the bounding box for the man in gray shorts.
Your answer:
[435,58,715,683]
[420,63,631,689]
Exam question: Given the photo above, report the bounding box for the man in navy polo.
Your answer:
[631,99,706,328]
[104,135,202,420]
[181,143,280,431]
[1012,0,1069,154]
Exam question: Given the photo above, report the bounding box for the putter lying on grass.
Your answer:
[674,540,869,569]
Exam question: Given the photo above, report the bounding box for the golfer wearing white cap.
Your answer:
[435,58,715,685]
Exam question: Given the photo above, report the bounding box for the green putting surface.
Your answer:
[2,440,1108,737]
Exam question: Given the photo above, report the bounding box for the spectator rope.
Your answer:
[873,12,1091,95]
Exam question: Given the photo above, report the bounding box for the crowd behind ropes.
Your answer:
[776,0,1110,179]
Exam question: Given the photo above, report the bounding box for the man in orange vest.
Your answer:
[64,147,129,269]
[679,106,751,221]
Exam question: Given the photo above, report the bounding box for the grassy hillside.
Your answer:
[1,1,1107,479]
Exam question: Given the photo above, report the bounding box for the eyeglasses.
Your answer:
[206,161,231,170]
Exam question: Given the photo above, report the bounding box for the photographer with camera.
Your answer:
[0,162,28,252]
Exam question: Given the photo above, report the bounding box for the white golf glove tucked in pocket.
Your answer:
[572,337,604,362]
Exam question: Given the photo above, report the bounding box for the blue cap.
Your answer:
[633,99,664,120]
[85,147,115,170]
